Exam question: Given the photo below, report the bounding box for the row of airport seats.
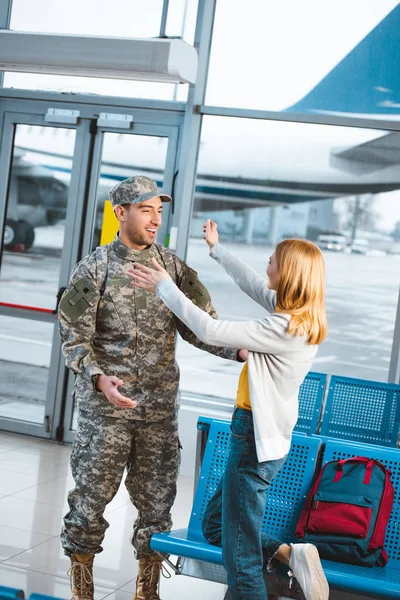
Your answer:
[150,373,400,597]
[0,589,63,600]
[296,371,400,447]
[151,417,400,599]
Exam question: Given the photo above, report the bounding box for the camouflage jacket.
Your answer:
[58,236,238,421]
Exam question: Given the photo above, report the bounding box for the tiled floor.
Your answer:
[0,431,227,600]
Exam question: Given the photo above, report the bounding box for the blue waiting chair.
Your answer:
[0,588,24,600]
[151,418,321,588]
[294,371,327,435]
[153,420,400,599]
[319,375,400,446]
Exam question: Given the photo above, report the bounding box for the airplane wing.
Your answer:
[331,132,400,175]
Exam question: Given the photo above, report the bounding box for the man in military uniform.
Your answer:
[58,176,241,600]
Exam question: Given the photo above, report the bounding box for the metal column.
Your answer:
[243,209,256,245]
[172,0,217,259]
[268,206,280,245]
[389,286,400,383]
[0,0,13,87]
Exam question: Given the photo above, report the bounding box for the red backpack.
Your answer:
[295,456,394,567]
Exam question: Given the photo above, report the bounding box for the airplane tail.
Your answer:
[286,4,400,116]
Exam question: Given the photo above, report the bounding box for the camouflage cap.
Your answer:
[109,175,172,208]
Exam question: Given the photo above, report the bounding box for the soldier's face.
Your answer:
[119,197,163,249]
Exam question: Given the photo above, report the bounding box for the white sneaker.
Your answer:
[289,543,329,600]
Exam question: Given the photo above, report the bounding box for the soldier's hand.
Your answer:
[97,375,137,408]
[203,219,219,249]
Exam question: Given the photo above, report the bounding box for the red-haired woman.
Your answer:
[128,220,329,600]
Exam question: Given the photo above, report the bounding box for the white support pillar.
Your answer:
[243,208,256,245]
[268,205,280,245]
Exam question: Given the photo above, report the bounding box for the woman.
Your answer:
[128,219,329,600]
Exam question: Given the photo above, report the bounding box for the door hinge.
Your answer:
[97,112,134,129]
[45,108,80,124]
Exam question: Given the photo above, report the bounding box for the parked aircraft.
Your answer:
[2,4,400,251]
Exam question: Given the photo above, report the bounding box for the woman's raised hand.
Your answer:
[203,219,219,249]
[127,259,172,293]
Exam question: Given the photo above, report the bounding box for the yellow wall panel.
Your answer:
[100,200,119,246]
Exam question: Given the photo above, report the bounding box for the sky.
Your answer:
[5,0,400,231]
[206,0,399,110]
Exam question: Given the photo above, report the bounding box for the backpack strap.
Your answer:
[154,244,177,278]
[333,457,374,484]
[333,457,390,484]
[95,244,109,297]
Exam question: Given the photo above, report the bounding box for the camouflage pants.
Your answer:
[61,410,180,558]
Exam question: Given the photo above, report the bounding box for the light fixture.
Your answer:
[0,30,198,84]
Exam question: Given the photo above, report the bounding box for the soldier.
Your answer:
[58,176,242,600]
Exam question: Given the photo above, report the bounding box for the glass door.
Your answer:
[0,111,90,437]
[60,121,179,442]
[0,106,180,441]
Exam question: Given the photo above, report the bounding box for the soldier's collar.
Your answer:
[112,235,155,261]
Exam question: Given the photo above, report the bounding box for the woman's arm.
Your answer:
[156,279,288,352]
[128,259,289,352]
[203,219,276,313]
[210,244,277,313]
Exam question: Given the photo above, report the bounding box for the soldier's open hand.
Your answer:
[128,259,171,293]
[97,375,137,408]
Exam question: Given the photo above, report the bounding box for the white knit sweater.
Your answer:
[156,243,318,461]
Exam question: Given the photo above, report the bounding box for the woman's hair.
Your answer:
[274,239,327,345]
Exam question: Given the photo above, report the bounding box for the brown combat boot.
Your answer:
[133,555,169,600]
[68,553,94,600]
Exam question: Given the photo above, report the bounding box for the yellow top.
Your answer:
[236,362,252,410]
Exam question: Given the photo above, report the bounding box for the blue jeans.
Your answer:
[202,408,287,600]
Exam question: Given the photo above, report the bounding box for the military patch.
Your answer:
[135,294,147,310]
[59,277,98,322]
[181,268,211,309]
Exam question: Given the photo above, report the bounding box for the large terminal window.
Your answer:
[176,116,400,401]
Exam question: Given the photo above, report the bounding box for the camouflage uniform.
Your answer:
[59,235,237,558]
